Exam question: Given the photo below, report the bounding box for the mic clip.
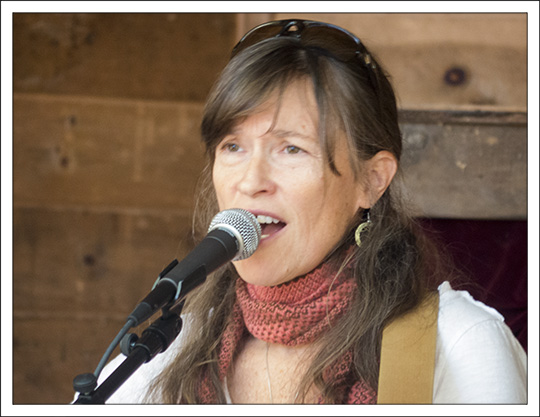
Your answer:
[152,259,182,301]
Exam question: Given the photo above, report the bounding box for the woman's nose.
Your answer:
[236,152,276,197]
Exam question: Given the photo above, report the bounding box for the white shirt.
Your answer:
[85,281,527,404]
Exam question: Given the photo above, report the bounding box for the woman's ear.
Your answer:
[358,150,398,207]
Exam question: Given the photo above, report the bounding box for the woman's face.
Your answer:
[212,79,369,287]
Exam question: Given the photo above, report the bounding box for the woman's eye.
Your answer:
[284,145,303,154]
[222,143,240,152]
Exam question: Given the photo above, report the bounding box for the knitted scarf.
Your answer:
[197,258,377,404]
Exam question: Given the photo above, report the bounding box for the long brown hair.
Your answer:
[147,34,448,404]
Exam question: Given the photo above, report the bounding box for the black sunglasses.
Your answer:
[232,19,376,66]
[231,19,379,91]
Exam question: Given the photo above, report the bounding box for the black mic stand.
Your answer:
[72,257,206,404]
[73,302,183,404]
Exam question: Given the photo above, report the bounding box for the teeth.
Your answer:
[257,215,280,224]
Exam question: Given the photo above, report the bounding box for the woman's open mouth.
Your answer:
[256,214,286,239]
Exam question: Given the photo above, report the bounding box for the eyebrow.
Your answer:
[270,129,314,140]
[225,126,315,141]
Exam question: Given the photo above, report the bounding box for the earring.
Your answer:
[354,209,371,247]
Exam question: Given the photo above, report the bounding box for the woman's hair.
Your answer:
[147,34,449,404]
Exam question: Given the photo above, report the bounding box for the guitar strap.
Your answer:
[377,292,439,404]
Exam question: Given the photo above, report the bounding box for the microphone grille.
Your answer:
[208,208,261,260]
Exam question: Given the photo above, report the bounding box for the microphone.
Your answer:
[127,208,261,325]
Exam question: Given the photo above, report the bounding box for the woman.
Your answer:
[97,19,527,404]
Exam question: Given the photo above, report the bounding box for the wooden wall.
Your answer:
[11,13,527,404]
[12,13,236,405]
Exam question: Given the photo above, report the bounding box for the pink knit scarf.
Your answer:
[197,258,377,404]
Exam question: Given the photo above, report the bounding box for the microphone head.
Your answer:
[208,208,261,261]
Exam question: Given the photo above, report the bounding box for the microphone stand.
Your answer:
[72,257,197,404]
[73,302,184,404]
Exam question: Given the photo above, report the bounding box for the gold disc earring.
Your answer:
[355,209,371,247]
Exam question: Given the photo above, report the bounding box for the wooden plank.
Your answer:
[277,13,527,48]
[13,13,237,101]
[13,317,129,404]
[274,13,527,110]
[399,111,527,219]
[13,93,206,212]
[399,109,527,126]
[373,43,526,109]
[13,207,195,317]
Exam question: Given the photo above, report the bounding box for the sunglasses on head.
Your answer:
[231,19,379,94]
[231,19,376,68]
